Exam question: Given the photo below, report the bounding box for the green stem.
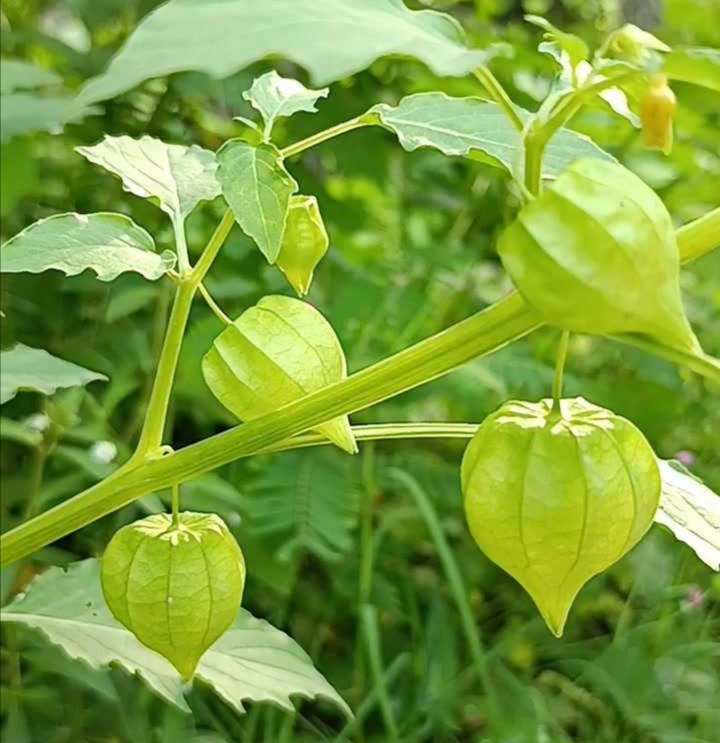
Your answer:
[552,330,571,408]
[474,65,524,132]
[190,210,236,285]
[171,483,180,527]
[199,282,232,325]
[0,211,717,566]
[134,279,196,458]
[280,117,369,159]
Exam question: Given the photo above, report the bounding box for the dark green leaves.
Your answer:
[366,93,615,177]
[0,345,107,404]
[74,0,488,106]
[217,140,298,263]
[1,212,175,281]
[202,295,357,454]
[498,159,700,353]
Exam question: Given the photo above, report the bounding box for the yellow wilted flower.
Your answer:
[640,74,676,155]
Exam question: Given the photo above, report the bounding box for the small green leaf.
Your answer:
[462,397,661,636]
[276,195,330,296]
[216,140,298,263]
[102,512,245,680]
[656,460,720,571]
[244,71,329,137]
[0,344,107,405]
[1,212,175,281]
[663,46,720,92]
[202,295,357,454]
[497,158,700,353]
[0,60,62,94]
[525,15,589,72]
[1,559,351,717]
[74,0,488,106]
[76,136,221,224]
[365,93,615,178]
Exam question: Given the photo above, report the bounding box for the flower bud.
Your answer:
[640,75,676,154]
[276,195,329,296]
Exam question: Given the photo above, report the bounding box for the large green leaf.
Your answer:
[246,449,361,561]
[244,71,329,137]
[1,212,176,281]
[0,345,107,405]
[663,47,720,92]
[216,140,298,263]
[656,461,720,571]
[74,0,487,106]
[0,560,351,717]
[0,93,95,142]
[365,93,615,178]
[202,295,357,454]
[0,60,61,94]
[76,136,221,227]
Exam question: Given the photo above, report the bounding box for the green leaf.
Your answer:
[497,158,701,353]
[246,449,360,561]
[244,71,329,137]
[365,93,615,178]
[1,212,176,281]
[0,93,96,142]
[76,136,221,225]
[663,47,720,92]
[656,461,720,571]
[0,344,107,405]
[276,194,330,296]
[525,14,589,72]
[0,560,350,717]
[216,140,298,263]
[202,295,357,454]
[101,512,246,680]
[0,60,62,94]
[74,0,488,106]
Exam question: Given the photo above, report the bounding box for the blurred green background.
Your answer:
[1,0,719,741]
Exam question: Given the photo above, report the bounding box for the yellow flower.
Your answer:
[640,75,676,155]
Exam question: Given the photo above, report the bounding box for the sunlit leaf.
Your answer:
[0,344,107,405]
[74,0,488,106]
[0,560,350,717]
[663,46,720,92]
[244,71,329,137]
[365,93,615,178]
[656,461,720,571]
[1,212,176,281]
[202,295,357,454]
[76,136,221,226]
[216,140,298,263]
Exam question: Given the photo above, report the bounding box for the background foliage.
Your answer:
[1,0,719,741]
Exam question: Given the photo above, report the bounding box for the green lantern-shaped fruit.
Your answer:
[461,397,660,636]
[497,158,700,354]
[101,512,245,679]
[276,194,329,296]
